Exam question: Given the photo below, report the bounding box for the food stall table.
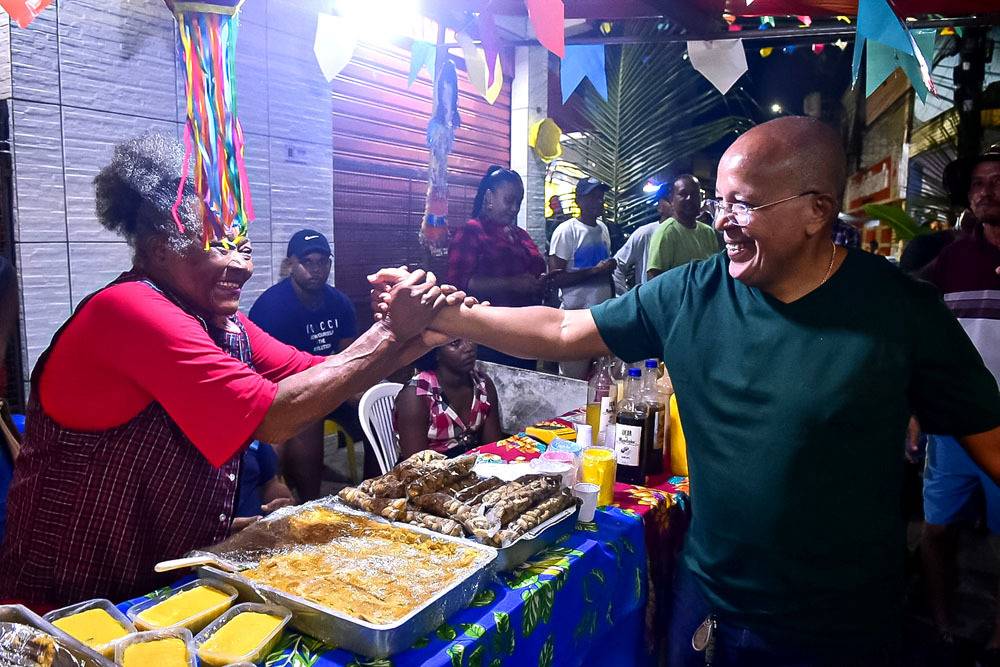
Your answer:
[118,502,657,666]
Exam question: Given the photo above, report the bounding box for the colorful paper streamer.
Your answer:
[171,3,255,246]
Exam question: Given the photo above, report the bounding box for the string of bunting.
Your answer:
[167,0,254,248]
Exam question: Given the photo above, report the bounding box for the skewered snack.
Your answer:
[367,472,406,499]
[440,472,478,496]
[405,454,478,499]
[481,476,560,526]
[494,490,576,545]
[452,477,504,504]
[401,510,464,537]
[337,488,408,521]
[412,493,499,542]
[0,622,80,667]
[400,450,447,465]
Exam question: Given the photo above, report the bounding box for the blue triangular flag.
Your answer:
[865,28,935,100]
[852,0,915,82]
[408,40,436,88]
[561,45,607,103]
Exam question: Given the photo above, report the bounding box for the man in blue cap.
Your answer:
[250,229,358,499]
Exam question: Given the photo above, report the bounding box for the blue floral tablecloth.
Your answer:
[119,505,653,667]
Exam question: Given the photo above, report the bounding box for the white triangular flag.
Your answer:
[687,39,748,94]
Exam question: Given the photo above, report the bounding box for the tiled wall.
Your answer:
[3,0,335,393]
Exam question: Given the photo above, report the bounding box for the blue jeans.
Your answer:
[667,561,900,667]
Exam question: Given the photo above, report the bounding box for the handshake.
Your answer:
[367,266,486,348]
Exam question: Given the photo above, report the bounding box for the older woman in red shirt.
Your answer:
[0,134,453,606]
[447,166,547,369]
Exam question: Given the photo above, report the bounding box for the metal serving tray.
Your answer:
[0,604,113,667]
[194,502,498,658]
[490,504,579,571]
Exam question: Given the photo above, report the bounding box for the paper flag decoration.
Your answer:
[688,40,748,95]
[866,29,935,101]
[797,15,812,26]
[478,11,502,88]
[834,39,849,50]
[760,47,773,57]
[783,44,797,54]
[314,13,358,82]
[408,40,436,87]
[853,0,934,99]
[761,16,775,28]
[1,0,53,28]
[812,43,825,54]
[529,117,562,162]
[561,44,607,102]
[526,0,565,58]
[457,32,503,104]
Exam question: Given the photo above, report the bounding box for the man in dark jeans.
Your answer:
[249,230,360,499]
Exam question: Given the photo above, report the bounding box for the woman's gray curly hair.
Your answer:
[93,133,204,253]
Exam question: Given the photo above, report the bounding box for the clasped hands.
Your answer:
[367,267,486,348]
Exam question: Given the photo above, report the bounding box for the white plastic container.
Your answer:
[44,598,135,658]
[115,627,196,667]
[194,603,292,667]
[126,579,238,633]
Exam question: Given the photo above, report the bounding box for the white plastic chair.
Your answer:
[358,382,404,475]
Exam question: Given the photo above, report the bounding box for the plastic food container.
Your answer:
[194,603,292,666]
[115,627,196,667]
[126,579,238,633]
[44,598,135,658]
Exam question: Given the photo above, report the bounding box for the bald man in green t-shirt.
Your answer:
[646,174,719,280]
[373,117,1000,663]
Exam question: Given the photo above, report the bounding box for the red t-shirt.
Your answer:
[39,282,323,467]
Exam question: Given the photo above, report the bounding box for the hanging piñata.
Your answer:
[165,0,254,248]
[420,60,461,257]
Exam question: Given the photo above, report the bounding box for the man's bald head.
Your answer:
[723,116,847,204]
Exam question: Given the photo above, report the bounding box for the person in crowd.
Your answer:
[612,182,674,295]
[548,176,615,378]
[832,215,861,248]
[0,134,456,605]
[646,174,717,280]
[447,166,547,370]
[234,440,294,519]
[249,229,360,500]
[372,116,1000,664]
[920,144,1000,660]
[545,194,570,252]
[395,338,502,459]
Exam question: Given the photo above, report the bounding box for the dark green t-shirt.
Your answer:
[591,249,1000,647]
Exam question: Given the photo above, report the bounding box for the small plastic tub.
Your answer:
[194,603,292,666]
[115,627,196,667]
[44,598,135,658]
[126,579,238,633]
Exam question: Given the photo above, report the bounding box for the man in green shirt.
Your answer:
[646,174,719,280]
[373,117,1000,663]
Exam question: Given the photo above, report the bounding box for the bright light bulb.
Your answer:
[642,180,661,194]
[770,103,783,114]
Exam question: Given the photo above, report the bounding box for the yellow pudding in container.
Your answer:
[115,628,195,667]
[43,598,136,658]
[127,580,238,632]
[123,637,189,665]
[195,603,292,666]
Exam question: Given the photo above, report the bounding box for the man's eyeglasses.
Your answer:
[704,191,823,227]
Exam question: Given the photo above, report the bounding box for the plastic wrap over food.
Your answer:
[0,622,87,667]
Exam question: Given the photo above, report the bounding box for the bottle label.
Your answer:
[653,409,664,451]
[614,424,642,466]
[598,396,614,439]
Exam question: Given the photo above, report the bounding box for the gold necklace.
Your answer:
[820,242,837,287]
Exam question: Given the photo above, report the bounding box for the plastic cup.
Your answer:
[581,447,616,506]
[573,482,600,522]
[574,423,593,446]
[541,450,577,484]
